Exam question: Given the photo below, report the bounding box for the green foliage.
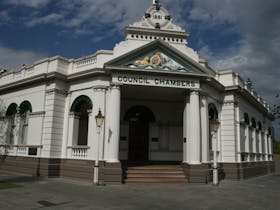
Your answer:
[274,141,280,154]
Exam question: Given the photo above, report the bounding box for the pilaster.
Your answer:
[200,95,209,163]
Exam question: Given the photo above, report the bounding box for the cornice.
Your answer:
[125,26,189,38]
[0,72,67,94]
[224,85,273,119]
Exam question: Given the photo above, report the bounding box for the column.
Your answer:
[258,131,263,160]
[268,135,272,161]
[252,128,257,161]
[93,87,106,160]
[182,94,189,163]
[67,112,79,157]
[189,90,201,164]
[264,132,268,161]
[245,125,250,161]
[200,96,209,163]
[13,110,21,146]
[105,85,121,163]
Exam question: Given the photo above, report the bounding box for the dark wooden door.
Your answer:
[128,122,149,162]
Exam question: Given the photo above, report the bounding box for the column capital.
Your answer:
[93,85,108,92]
[190,89,200,96]
[110,83,121,90]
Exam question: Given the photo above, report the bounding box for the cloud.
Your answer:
[4,0,50,8]
[192,0,280,138]
[0,44,46,69]
[25,13,63,27]
[191,0,280,99]
[13,0,153,41]
[0,11,11,26]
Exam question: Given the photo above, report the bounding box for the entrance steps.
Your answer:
[123,165,188,183]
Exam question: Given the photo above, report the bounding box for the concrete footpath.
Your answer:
[0,170,280,210]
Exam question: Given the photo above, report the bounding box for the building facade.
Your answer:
[0,1,274,183]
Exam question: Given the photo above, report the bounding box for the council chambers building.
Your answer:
[0,1,275,184]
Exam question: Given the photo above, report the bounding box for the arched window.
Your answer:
[268,127,272,136]
[244,113,250,125]
[5,103,18,145]
[124,106,156,123]
[208,103,218,121]
[70,96,92,146]
[208,103,219,153]
[19,101,32,145]
[251,118,256,128]
[257,121,262,131]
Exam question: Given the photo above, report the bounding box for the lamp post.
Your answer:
[94,109,104,185]
[210,120,220,186]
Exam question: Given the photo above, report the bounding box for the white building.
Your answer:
[0,1,274,183]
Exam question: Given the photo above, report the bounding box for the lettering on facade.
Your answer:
[113,73,199,89]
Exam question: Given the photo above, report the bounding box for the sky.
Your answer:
[0,0,279,138]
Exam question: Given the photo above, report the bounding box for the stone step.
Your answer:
[126,174,186,178]
[127,166,182,170]
[125,178,188,183]
[124,165,187,183]
[126,170,185,174]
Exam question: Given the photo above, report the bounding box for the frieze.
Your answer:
[112,73,199,89]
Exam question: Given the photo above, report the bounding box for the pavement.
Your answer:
[0,170,280,210]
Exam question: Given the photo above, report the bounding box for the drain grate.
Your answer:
[37,200,56,207]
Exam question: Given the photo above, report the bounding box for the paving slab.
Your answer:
[0,170,279,210]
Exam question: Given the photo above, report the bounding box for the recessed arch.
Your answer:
[19,101,32,115]
[268,127,272,136]
[70,95,92,146]
[208,103,218,121]
[257,121,262,130]
[124,105,155,162]
[251,117,256,128]
[124,105,156,123]
[70,95,93,112]
[244,113,250,125]
[6,103,18,116]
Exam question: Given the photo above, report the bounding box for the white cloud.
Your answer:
[25,13,63,27]
[0,45,46,69]
[5,0,50,8]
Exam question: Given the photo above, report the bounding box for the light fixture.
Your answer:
[209,119,220,186]
[94,109,105,185]
[210,120,220,133]
[95,109,104,128]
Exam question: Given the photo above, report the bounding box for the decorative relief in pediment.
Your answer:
[123,51,193,72]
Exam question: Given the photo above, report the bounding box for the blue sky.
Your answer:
[0,0,279,137]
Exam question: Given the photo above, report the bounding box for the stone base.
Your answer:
[275,155,280,174]
[0,156,275,184]
[221,161,275,180]
[103,162,123,184]
[0,155,60,177]
[181,163,210,183]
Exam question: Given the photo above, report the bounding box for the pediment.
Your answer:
[105,40,214,76]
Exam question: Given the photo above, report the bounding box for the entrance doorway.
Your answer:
[124,106,156,162]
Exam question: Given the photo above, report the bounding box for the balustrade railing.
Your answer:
[67,146,90,159]
[0,145,42,156]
